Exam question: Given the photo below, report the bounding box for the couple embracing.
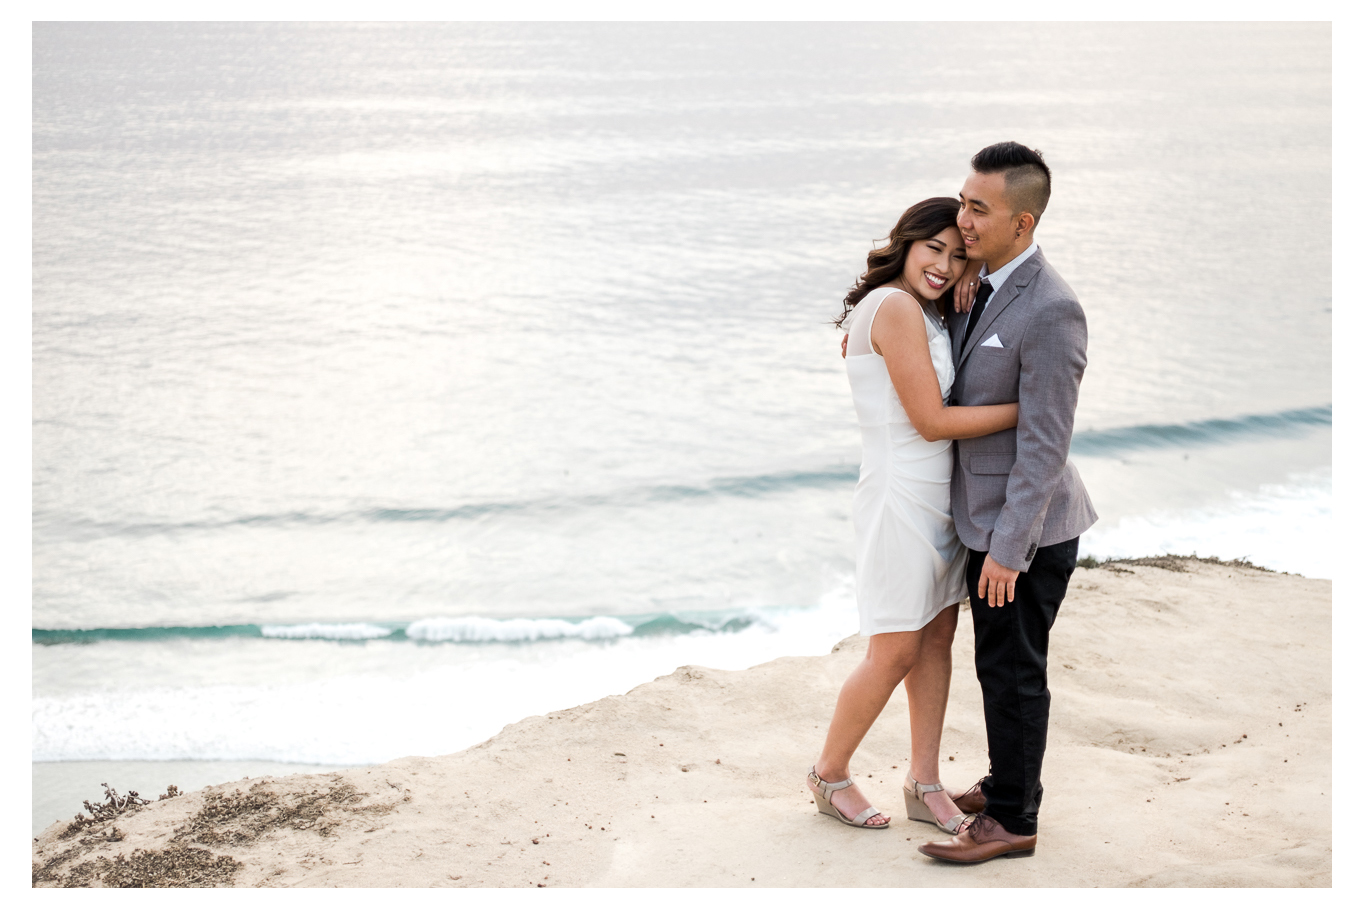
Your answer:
[808,141,1097,864]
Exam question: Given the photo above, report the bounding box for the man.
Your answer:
[920,141,1098,863]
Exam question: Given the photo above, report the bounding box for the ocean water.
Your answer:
[32,22,1330,831]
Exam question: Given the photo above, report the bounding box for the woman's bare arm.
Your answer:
[871,292,1018,441]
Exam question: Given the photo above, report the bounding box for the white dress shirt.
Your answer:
[973,240,1039,314]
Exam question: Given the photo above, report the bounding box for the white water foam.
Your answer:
[404,614,634,643]
[32,583,859,764]
[33,467,1334,767]
[260,622,393,640]
[1080,469,1332,579]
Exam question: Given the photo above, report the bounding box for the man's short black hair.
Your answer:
[971,141,1051,223]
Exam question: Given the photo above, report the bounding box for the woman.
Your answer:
[807,197,1017,833]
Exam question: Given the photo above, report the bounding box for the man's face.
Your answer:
[956,171,1018,266]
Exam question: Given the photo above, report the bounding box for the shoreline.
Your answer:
[33,558,1331,887]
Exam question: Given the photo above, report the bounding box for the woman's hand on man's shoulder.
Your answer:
[954,271,981,314]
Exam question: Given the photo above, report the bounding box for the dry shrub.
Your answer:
[174,780,366,846]
[92,845,241,887]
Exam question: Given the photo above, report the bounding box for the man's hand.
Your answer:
[978,554,1020,607]
[841,333,848,359]
[954,270,982,314]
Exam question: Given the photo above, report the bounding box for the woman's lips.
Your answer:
[924,272,948,290]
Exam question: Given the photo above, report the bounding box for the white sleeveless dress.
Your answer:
[844,286,968,635]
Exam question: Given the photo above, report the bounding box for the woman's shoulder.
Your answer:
[865,285,917,308]
[869,283,913,297]
[867,289,930,344]
[871,286,933,321]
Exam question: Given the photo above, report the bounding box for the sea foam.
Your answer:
[1080,470,1332,578]
[59,550,1336,767]
[404,615,635,643]
[31,589,860,764]
[260,622,394,640]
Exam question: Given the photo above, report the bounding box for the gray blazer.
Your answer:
[947,247,1097,571]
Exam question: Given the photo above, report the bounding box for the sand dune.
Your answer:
[32,558,1330,887]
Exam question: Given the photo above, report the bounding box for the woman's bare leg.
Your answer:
[905,605,961,824]
[811,630,923,826]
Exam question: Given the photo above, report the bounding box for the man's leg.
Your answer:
[967,537,1078,837]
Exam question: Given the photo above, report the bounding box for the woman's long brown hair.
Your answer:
[834,197,962,329]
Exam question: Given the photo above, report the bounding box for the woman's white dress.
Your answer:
[844,286,968,635]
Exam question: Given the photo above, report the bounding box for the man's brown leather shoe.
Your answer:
[948,776,986,814]
[917,814,1037,864]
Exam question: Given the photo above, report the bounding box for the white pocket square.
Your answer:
[980,333,1004,348]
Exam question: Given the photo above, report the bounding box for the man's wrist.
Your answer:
[986,547,1027,574]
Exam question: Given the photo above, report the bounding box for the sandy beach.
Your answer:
[32,557,1330,888]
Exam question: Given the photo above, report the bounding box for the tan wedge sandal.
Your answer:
[807,766,889,830]
[904,774,973,835]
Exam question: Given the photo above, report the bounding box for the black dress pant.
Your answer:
[966,537,1079,837]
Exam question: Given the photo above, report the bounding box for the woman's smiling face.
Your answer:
[901,226,969,301]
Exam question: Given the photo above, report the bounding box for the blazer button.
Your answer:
[950,397,958,406]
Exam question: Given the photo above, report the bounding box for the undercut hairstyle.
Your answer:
[834,196,960,329]
[971,141,1051,223]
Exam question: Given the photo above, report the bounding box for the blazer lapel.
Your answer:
[958,249,1045,368]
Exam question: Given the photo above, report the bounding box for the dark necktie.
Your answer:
[963,277,993,347]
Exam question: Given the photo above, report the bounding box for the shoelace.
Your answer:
[955,775,988,806]
[965,813,999,842]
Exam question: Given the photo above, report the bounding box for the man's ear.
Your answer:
[1014,211,1036,238]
